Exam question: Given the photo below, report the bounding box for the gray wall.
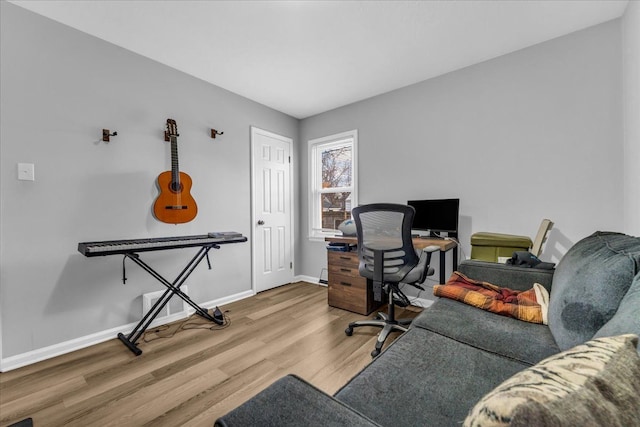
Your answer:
[299,19,623,296]
[1,2,633,365]
[623,1,640,236]
[0,2,298,359]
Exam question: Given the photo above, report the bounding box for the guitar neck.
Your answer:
[170,136,180,185]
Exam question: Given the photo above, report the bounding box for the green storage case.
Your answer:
[470,232,532,262]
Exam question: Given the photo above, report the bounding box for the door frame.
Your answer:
[250,126,295,294]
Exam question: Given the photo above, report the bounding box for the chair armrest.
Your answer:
[414,245,440,285]
[457,259,554,292]
[214,375,381,427]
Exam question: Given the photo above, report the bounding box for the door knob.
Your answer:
[257,220,265,225]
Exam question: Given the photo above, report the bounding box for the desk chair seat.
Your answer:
[345,204,439,357]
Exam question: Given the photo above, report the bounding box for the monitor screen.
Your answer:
[407,198,459,234]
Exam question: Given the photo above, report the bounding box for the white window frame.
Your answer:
[308,129,358,241]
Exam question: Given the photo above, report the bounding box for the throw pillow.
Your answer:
[464,334,640,427]
[548,231,640,350]
[434,271,549,324]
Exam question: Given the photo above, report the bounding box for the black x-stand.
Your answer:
[118,244,223,356]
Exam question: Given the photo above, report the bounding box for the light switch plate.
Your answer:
[17,163,35,181]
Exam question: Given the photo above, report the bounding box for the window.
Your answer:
[308,130,358,240]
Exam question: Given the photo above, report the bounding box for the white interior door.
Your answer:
[251,127,294,293]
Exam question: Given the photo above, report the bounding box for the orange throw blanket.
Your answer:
[433,271,549,324]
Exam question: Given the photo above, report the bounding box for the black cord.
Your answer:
[400,282,426,308]
[429,232,466,263]
[142,309,231,343]
[142,324,174,343]
[122,256,127,284]
[182,311,231,331]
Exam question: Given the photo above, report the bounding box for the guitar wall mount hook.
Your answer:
[164,131,179,142]
[102,129,118,142]
[210,129,224,139]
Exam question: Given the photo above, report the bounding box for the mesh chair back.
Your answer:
[352,204,419,284]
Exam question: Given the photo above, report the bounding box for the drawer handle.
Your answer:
[339,256,351,260]
[340,268,352,273]
[340,281,352,287]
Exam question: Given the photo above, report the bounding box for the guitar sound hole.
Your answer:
[170,182,183,193]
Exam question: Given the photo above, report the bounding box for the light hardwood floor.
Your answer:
[0,282,421,427]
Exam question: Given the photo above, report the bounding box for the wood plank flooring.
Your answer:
[0,282,421,427]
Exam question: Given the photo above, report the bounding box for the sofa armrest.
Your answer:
[458,259,554,292]
[215,375,381,427]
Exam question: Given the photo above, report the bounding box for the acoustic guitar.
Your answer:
[153,119,198,224]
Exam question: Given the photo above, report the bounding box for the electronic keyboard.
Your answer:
[78,233,247,257]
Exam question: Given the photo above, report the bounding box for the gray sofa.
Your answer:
[216,231,640,426]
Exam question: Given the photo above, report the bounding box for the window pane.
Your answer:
[309,130,357,240]
[321,192,352,230]
[322,145,352,189]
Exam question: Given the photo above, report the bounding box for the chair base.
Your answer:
[345,312,412,357]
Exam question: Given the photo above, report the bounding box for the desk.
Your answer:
[326,236,457,284]
[324,236,457,315]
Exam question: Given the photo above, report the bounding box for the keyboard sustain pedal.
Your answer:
[213,306,224,324]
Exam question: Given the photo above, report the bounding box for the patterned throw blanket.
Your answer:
[433,271,549,324]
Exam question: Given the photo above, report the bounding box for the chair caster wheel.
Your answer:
[345,327,353,336]
[371,349,380,357]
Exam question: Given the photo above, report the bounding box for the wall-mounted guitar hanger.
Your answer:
[102,129,118,142]
[100,127,223,142]
[164,129,178,141]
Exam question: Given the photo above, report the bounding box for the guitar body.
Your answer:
[153,170,198,224]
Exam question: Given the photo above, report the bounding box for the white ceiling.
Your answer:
[9,0,629,119]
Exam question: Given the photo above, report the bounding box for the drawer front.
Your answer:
[327,272,367,290]
[328,251,359,268]
[328,262,360,277]
[328,275,368,315]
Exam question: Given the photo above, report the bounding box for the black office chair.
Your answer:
[345,203,439,357]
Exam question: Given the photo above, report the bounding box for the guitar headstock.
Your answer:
[166,118,179,138]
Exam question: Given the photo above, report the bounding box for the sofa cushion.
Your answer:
[464,334,640,427]
[594,272,640,353]
[215,374,381,427]
[548,231,640,350]
[335,327,530,427]
[412,298,560,365]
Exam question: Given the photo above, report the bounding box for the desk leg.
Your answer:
[453,246,458,271]
[439,250,446,284]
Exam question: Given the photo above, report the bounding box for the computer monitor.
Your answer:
[407,198,459,236]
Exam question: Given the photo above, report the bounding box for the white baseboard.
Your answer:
[0,289,254,372]
[0,323,131,372]
[195,289,255,311]
[294,274,326,286]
